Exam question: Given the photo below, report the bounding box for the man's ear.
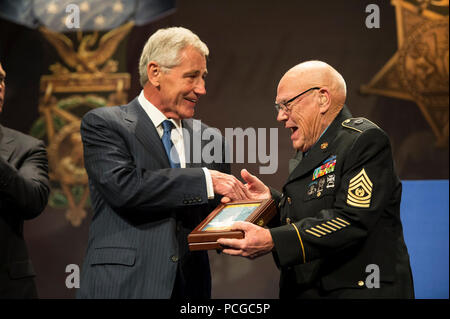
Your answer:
[147,61,161,86]
[318,89,331,114]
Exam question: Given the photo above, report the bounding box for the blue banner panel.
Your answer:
[0,0,176,31]
[401,180,449,299]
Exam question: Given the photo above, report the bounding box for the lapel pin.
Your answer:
[321,142,328,150]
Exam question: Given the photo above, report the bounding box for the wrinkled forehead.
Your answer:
[175,46,208,73]
[276,71,311,101]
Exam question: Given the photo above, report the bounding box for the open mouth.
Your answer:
[288,126,299,141]
[185,97,198,104]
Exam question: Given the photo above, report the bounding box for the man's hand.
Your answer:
[216,221,274,259]
[209,169,247,200]
[221,169,271,204]
[241,169,271,200]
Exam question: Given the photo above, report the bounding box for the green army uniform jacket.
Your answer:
[270,106,414,298]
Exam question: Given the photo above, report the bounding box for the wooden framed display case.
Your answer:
[188,199,276,251]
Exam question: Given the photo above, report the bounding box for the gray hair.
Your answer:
[138,27,209,87]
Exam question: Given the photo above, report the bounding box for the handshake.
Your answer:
[208,169,271,203]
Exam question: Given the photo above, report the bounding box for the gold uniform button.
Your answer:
[358,280,364,287]
[286,217,291,224]
[287,197,292,204]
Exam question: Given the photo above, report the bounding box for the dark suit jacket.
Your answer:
[270,106,414,298]
[0,125,49,298]
[78,98,230,299]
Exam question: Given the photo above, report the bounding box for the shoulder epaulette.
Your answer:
[341,117,380,133]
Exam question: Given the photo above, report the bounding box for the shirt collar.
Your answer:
[137,90,182,130]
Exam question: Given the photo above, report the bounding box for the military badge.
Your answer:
[347,168,373,208]
[326,174,335,189]
[318,178,325,187]
[307,181,318,196]
[317,177,325,197]
[312,155,336,180]
[306,176,331,199]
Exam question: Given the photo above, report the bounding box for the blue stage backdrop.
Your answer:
[401,180,449,299]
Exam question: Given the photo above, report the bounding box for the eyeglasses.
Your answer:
[274,87,320,113]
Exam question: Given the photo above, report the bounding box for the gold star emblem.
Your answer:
[47,2,58,14]
[355,187,365,197]
[94,15,106,27]
[80,1,90,12]
[361,0,449,147]
[113,1,124,13]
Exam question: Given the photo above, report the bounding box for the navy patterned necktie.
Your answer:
[161,120,181,168]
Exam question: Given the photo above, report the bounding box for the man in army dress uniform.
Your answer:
[218,60,414,298]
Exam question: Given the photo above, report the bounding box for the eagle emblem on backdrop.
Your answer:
[361,0,449,147]
[31,1,134,226]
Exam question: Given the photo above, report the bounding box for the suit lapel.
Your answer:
[0,125,15,162]
[124,99,169,166]
[286,106,352,184]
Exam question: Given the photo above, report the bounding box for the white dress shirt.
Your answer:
[137,91,214,199]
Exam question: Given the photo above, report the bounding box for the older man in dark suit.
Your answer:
[78,27,245,299]
[0,61,50,298]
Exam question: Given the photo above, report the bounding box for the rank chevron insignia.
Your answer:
[347,168,373,208]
